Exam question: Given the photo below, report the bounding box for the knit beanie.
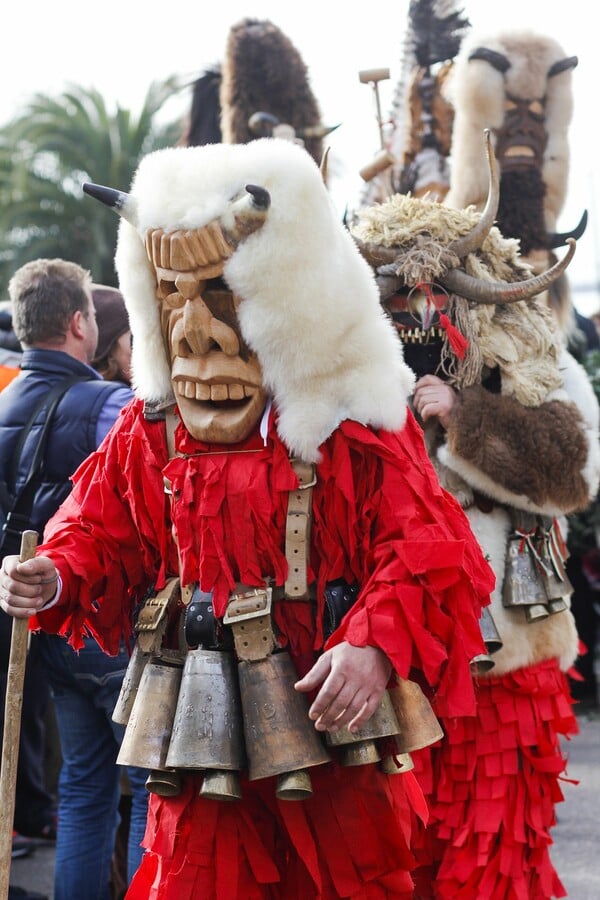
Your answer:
[91,284,130,365]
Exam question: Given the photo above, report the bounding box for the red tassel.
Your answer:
[414,282,469,360]
[438,313,469,359]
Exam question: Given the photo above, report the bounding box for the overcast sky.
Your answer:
[3,1,599,311]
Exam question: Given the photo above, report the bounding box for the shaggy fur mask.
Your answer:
[443,29,575,232]
[115,138,415,462]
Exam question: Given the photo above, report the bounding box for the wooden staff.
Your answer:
[0,530,38,900]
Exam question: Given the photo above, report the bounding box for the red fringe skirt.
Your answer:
[410,658,578,900]
[126,762,428,899]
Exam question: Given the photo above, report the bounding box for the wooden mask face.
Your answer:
[145,224,267,443]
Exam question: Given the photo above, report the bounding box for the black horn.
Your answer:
[468,47,511,73]
[82,182,137,226]
[548,56,578,77]
[547,210,587,250]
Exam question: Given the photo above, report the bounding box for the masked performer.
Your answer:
[0,138,495,900]
[444,27,600,713]
[443,28,586,352]
[351,131,600,899]
[181,16,333,167]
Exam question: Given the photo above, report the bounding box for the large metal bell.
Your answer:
[503,539,547,608]
[165,648,246,802]
[325,689,401,766]
[386,679,443,753]
[117,651,184,773]
[238,651,331,788]
[112,642,152,726]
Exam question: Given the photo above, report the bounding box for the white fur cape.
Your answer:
[115,139,415,462]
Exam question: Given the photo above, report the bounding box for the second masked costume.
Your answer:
[351,130,600,898]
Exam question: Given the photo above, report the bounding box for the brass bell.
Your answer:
[548,597,568,615]
[200,770,243,802]
[326,689,401,766]
[480,606,503,655]
[470,653,496,675]
[470,606,501,672]
[386,679,443,753]
[276,769,314,801]
[145,768,182,797]
[112,642,152,726]
[380,749,414,775]
[503,538,547,608]
[117,651,184,776]
[238,651,331,793]
[538,528,573,603]
[165,648,246,802]
[525,603,550,622]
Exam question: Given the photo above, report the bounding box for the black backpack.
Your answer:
[0,376,90,559]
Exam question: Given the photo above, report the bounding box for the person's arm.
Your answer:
[298,418,494,721]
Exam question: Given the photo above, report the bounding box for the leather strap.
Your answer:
[284,459,316,601]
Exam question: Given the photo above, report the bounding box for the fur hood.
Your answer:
[444,29,575,229]
[115,138,415,462]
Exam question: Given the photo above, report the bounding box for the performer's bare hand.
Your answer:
[0,555,58,617]
[413,374,456,428]
[295,642,392,733]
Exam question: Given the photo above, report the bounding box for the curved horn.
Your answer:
[548,56,578,77]
[439,238,576,305]
[547,209,587,249]
[220,183,270,247]
[352,237,398,268]
[248,111,280,137]
[82,182,138,227]
[447,129,500,259]
[297,123,342,139]
[468,47,511,73]
[320,146,331,184]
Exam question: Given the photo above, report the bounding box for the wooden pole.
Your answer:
[0,530,39,900]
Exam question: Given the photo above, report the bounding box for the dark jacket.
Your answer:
[0,349,126,545]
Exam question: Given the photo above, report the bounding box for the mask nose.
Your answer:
[174,274,240,356]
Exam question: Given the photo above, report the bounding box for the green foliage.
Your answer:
[0,79,185,294]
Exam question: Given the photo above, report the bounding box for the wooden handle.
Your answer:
[0,530,39,900]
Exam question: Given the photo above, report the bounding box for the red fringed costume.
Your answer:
[35,401,494,899]
[411,661,578,900]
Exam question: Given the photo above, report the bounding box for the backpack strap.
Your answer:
[1,375,92,556]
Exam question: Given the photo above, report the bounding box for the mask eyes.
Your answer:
[157,279,185,308]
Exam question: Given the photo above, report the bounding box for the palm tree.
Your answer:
[0,79,184,294]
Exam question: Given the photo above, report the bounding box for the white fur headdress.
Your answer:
[115,138,415,461]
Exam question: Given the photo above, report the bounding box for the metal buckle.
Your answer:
[136,578,180,633]
[223,587,272,624]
